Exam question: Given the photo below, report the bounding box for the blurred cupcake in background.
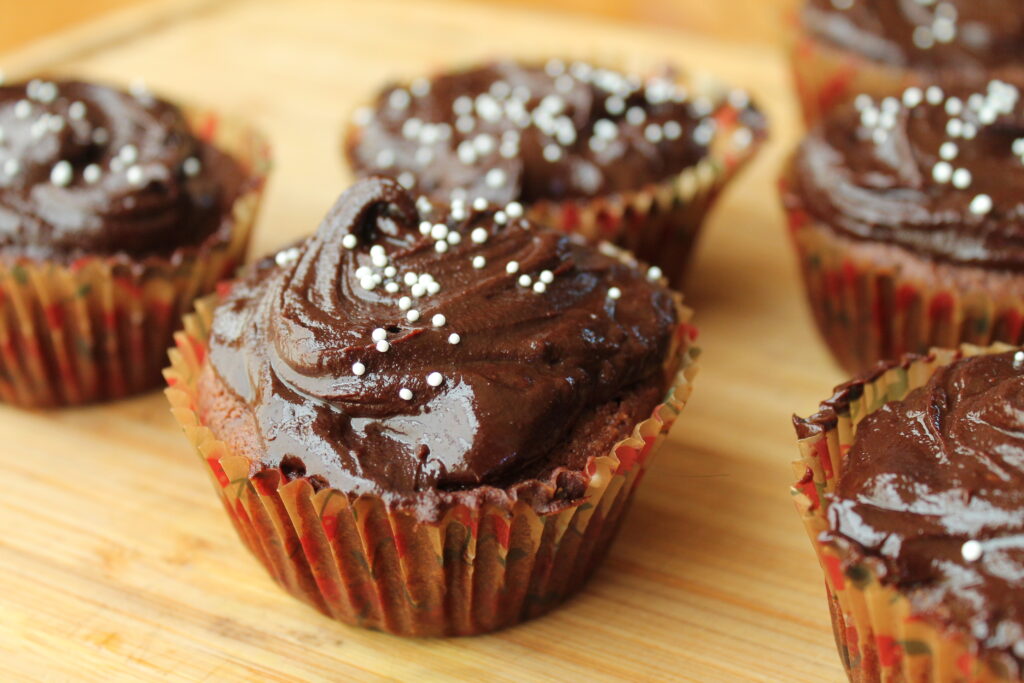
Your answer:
[344,58,766,288]
[792,0,1024,124]
[0,77,270,408]
[793,344,1024,681]
[781,78,1024,374]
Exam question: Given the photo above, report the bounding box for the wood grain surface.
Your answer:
[0,0,847,680]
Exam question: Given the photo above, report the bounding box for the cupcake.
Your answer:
[0,77,269,408]
[793,0,1024,124]
[343,58,766,288]
[781,79,1024,375]
[793,344,1024,681]
[164,176,698,636]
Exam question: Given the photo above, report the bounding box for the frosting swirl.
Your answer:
[0,79,245,259]
[803,0,1024,70]
[824,351,1024,673]
[787,80,1024,270]
[345,59,763,204]
[206,177,680,501]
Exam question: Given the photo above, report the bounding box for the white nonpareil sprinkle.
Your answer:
[505,261,519,274]
[376,340,390,353]
[83,164,101,184]
[505,201,523,218]
[961,540,983,562]
[939,142,958,160]
[14,100,31,119]
[182,156,201,177]
[539,270,554,284]
[120,144,139,165]
[404,272,418,286]
[125,165,144,187]
[448,332,461,345]
[352,362,366,376]
[608,287,622,300]
[902,87,923,108]
[663,120,682,140]
[435,240,448,253]
[518,274,532,287]
[1014,351,1024,369]
[50,160,72,187]
[426,372,443,387]
[969,194,993,215]
[389,89,411,110]
[399,388,413,400]
[471,227,488,244]
[446,231,462,245]
[647,266,663,281]
[532,281,546,294]
[932,162,953,184]
[430,223,448,240]
[926,86,944,105]
[626,107,646,125]
[951,168,972,189]
[385,282,399,293]
[411,283,426,297]
[342,234,358,249]
[432,314,446,327]
[543,144,563,162]
[485,168,506,188]
[371,328,387,342]
[472,255,486,269]
[472,197,488,211]
[407,309,420,322]
[398,296,412,311]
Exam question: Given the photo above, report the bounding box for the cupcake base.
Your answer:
[783,185,1024,375]
[792,344,1021,682]
[165,295,699,637]
[0,107,270,409]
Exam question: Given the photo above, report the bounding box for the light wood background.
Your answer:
[0,0,801,53]
[0,0,847,680]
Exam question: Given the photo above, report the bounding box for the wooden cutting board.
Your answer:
[0,0,848,680]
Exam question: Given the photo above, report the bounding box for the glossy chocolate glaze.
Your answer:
[803,0,1024,70]
[345,59,763,205]
[0,79,244,260]
[788,80,1024,270]
[827,352,1024,672]
[206,177,679,504]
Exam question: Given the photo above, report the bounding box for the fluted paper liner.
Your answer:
[0,106,270,408]
[790,30,1024,126]
[165,292,698,636]
[792,343,1021,682]
[345,68,766,290]
[781,172,1024,375]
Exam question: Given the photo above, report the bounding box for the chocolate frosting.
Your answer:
[787,80,1024,270]
[345,59,763,205]
[827,351,1024,672]
[803,0,1024,70]
[0,79,244,260]
[207,177,679,505]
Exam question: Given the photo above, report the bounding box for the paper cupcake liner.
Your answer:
[0,107,270,408]
[790,32,1024,126]
[164,290,698,637]
[792,343,1021,682]
[781,174,1024,375]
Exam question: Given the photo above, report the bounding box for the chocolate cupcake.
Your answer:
[793,0,1024,124]
[793,345,1024,681]
[343,59,765,288]
[782,79,1024,374]
[0,78,269,407]
[165,177,698,636]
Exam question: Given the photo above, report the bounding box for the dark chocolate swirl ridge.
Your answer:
[0,79,245,260]
[207,178,681,508]
[787,79,1024,270]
